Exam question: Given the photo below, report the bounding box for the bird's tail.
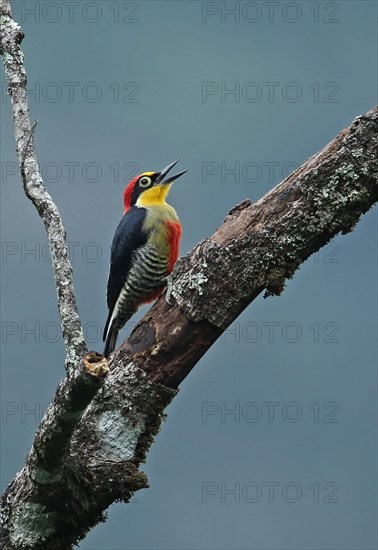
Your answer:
[103,301,137,357]
[103,324,119,358]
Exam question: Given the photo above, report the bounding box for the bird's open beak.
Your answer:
[156,159,187,185]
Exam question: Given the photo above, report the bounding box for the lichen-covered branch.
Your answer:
[0,0,87,375]
[1,361,175,550]
[1,2,377,548]
[1,4,109,547]
[0,354,110,549]
[125,106,378,388]
[28,353,109,485]
[1,106,376,549]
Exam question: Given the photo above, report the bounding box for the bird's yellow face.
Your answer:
[136,171,172,207]
[123,160,187,212]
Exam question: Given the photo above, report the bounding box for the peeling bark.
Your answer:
[1,1,377,548]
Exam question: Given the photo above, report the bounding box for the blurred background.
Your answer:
[1,1,377,548]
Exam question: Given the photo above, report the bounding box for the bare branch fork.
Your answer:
[1,1,377,548]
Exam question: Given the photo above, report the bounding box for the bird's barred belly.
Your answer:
[112,245,169,328]
[126,246,168,297]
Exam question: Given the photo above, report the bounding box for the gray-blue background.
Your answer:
[1,1,377,548]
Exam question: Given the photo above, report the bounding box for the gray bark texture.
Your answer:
[1,1,377,548]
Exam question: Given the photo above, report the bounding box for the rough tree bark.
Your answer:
[1,2,377,548]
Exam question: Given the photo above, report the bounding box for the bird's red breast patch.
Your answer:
[167,221,182,273]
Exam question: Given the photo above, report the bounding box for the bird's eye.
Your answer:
[139,176,152,187]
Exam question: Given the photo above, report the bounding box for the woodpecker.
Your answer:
[103,160,186,357]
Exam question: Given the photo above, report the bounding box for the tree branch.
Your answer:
[1,1,377,547]
[1,5,110,546]
[0,0,87,375]
[1,105,376,548]
[28,353,109,485]
[133,105,378,387]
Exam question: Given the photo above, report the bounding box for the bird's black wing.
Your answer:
[104,206,148,339]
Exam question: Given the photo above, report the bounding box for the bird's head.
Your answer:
[123,160,187,212]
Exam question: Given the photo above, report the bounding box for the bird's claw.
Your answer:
[165,274,174,305]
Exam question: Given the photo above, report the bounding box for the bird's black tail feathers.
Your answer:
[103,303,137,357]
[103,325,119,358]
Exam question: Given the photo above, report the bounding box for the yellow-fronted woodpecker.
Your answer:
[103,160,187,357]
